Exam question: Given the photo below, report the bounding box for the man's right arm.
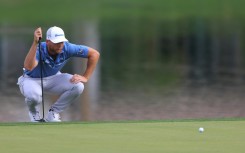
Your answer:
[24,27,42,71]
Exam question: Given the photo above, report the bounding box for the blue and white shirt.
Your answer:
[24,42,89,78]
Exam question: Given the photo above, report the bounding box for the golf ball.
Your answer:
[199,127,204,133]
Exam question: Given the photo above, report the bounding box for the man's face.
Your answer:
[46,40,64,55]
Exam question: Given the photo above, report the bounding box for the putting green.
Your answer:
[0,119,245,153]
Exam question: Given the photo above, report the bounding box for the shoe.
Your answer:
[29,111,41,122]
[46,109,61,122]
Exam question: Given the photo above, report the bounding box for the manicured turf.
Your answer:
[0,119,245,153]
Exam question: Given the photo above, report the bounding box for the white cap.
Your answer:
[46,26,68,43]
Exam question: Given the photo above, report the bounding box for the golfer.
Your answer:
[17,26,100,122]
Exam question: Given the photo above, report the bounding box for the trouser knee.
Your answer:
[71,83,84,95]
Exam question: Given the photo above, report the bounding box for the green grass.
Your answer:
[0,119,245,153]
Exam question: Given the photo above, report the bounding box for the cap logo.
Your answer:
[55,34,64,37]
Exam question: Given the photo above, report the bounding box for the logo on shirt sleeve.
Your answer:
[77,49,84,55]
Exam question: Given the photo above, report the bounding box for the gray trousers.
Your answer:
[17,72,84,113]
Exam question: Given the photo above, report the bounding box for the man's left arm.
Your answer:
[70,47,100,84]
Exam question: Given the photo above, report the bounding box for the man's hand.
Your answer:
[34,27,42,44]
[24,27,42,71]
[70,74,88,84]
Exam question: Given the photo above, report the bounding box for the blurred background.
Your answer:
[0,0,245,122]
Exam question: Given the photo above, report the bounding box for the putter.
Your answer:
[37,37,46,122]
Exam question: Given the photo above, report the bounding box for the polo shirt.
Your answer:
[24,41,89,78]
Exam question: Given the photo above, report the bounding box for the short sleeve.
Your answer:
[65,42,89,58]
